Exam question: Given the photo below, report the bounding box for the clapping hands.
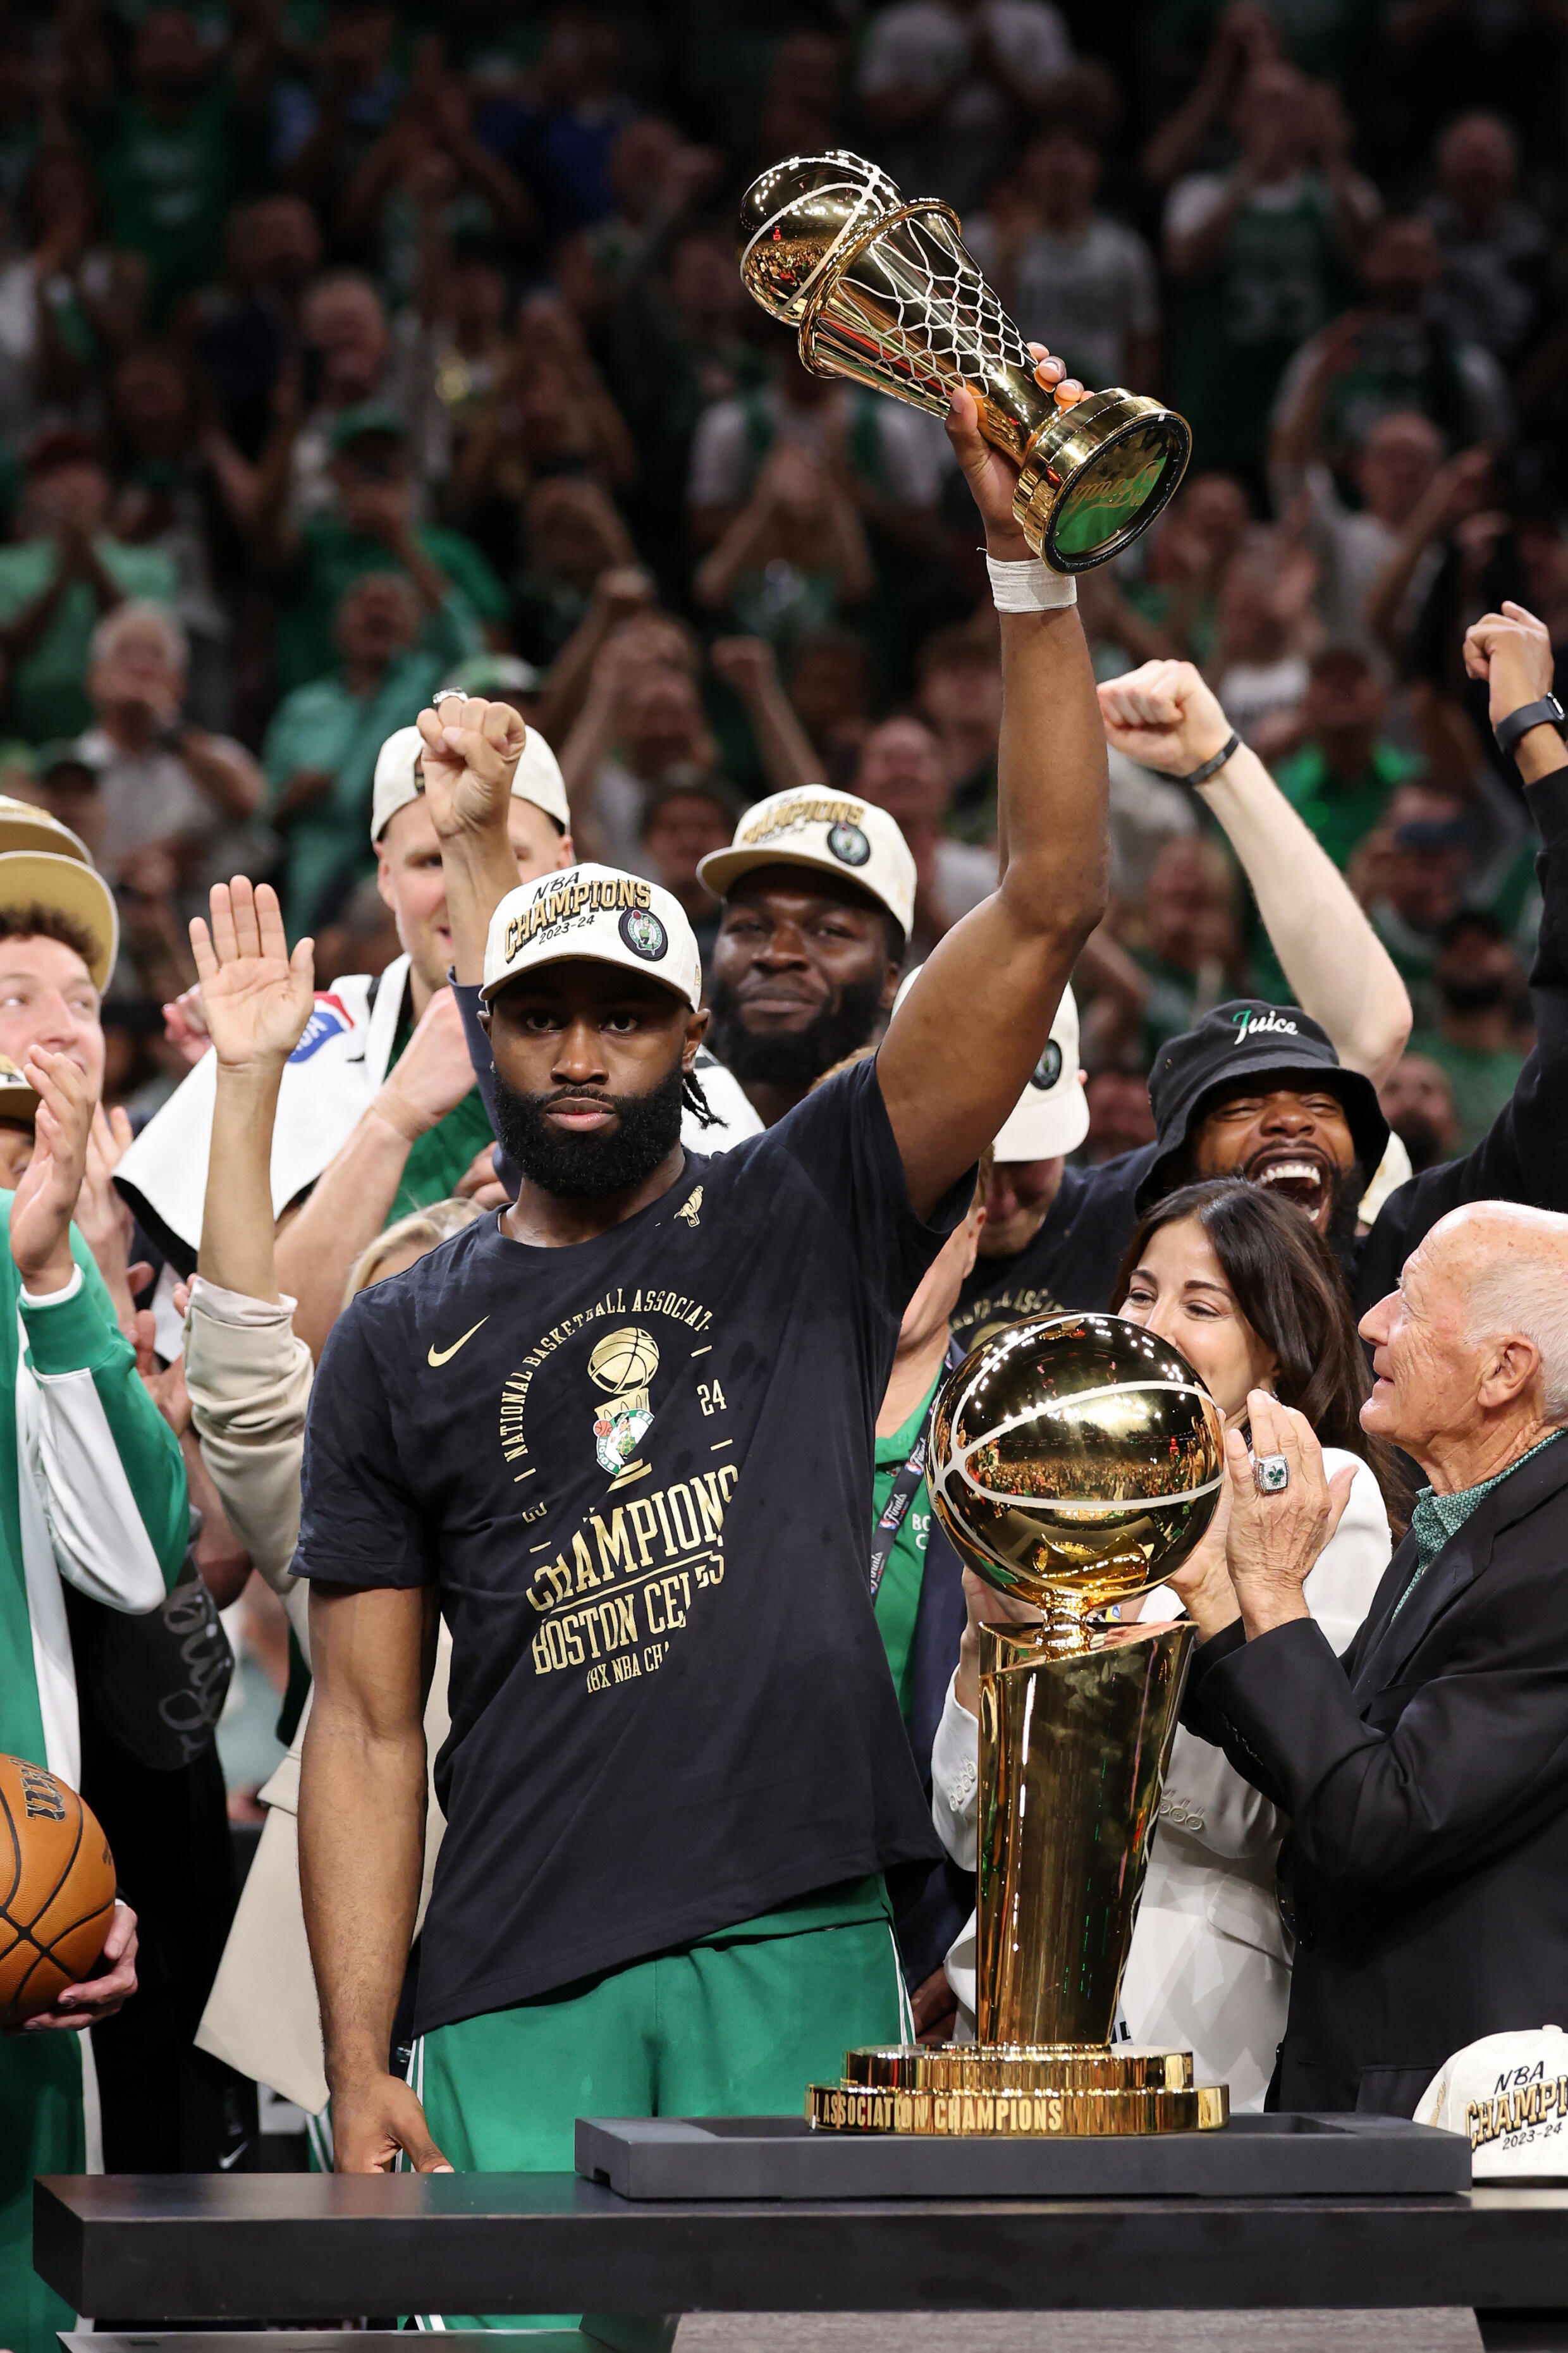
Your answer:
[10,1050,95,1296]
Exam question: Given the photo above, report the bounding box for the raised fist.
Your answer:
[415,693,528,840]
[1462,600,1554,730]
[1097,660,1232,778]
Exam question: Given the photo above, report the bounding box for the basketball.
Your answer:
[928,1312,1226,1608]
[0,1754,116,2026]
[588,1327,661,1394]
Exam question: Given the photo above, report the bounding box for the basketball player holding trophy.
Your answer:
[293,328,1110,2249]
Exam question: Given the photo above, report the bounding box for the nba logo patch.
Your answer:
[289,994,355,1063]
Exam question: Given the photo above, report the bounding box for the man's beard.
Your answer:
[1222,1150,1364,1257]
[706,973,886,1087]
[493,1066,685,1198]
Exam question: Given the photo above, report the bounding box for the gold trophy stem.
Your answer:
[977,1616,1194,2048]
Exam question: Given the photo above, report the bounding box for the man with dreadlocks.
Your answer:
[291,367,1108,2270]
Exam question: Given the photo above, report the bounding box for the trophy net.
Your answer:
[739,149,1192,568]
[802,206,1045,462]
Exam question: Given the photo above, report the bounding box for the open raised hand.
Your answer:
[415,691,529,840]
[189,878,315,1074]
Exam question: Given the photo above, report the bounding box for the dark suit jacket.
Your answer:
[1185,1432,1568,2117]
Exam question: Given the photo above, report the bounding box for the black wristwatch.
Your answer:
[1494,694,1567,763]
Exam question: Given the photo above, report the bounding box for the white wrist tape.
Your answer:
[985,552,1077,611]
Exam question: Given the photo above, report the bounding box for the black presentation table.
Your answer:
[32,2172,1568,2326]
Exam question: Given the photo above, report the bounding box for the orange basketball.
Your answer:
[0,1754,116,2025]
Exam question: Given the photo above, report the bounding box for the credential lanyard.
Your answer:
[869,1336,964,1607]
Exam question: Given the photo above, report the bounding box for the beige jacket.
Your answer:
[185,1282,449,2113]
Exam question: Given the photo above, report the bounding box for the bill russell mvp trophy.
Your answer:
[738,152,1191,570]
[809,1313,1232,2137]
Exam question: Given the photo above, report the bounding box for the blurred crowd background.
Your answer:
[0,0,1555,1210]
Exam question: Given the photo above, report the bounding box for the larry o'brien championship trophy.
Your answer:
[809,1314,1232,2136]
[738,152,1191,568]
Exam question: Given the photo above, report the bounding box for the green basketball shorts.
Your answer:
[0,2030,84,2353]
[411,1876,909,2331]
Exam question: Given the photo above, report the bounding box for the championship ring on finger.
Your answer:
[1253,1453,1290,1495]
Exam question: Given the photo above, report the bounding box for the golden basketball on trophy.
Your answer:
[738,152,1192,570]
[808,1313,1232,2136]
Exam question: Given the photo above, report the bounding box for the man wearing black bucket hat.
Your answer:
[1136,1000,1391,1262]
[956,604,1568,1329]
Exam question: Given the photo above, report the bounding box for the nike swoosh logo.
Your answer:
[428,1317,487,1367]
[218,2145,246,2170]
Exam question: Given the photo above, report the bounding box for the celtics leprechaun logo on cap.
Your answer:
[826,821,871,867]
[619,906,668,961]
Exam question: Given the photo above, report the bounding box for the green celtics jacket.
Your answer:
[0,1205,189,1785]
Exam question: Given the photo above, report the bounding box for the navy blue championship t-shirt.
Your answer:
[951,1146,1155,1352]
[293,1057,960,2035]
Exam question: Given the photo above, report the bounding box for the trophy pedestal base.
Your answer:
[807,2044,1228,2137]
[574,2110,1470,2199]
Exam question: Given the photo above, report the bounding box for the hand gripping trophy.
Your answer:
[809,1315,1232,2138]
[737,152,1191,570]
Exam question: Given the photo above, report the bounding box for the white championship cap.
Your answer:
[1416,2027,1568,2178]
[697,785,916,940]
[370,711,571,844]
[0,792,95,864]
[993,985,1089,1160]
[0,790,119,991]
[893,968,1089,1161]
[481,863,702,1009]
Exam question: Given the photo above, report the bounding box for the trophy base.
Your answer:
[1014,388,1191,572]
[807,2043,1229,2136]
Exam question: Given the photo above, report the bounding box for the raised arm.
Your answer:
[300,1577,446,2172]
[192,878,316,1303]
[273,986,477,1359]
[183,880,317,1602]
[877,383,1110,1217]
[416,692,532,985]
[1098,660,1413,1084]
[1355,606,1568,1299]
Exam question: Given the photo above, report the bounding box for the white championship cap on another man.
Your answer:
[481,863,702,1010]
[370,711,571,844]
[0,792,119,991]
[1416,2027,1568,2178]
[894,966,1089,1162]
[696,785,916,942]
